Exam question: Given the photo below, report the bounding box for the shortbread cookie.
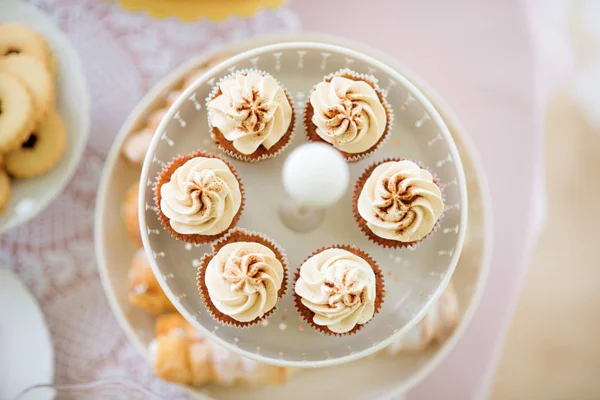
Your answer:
[0,24,51,67]
[0,72,35,152]
[5,111,66,178]
[0,54,54,121]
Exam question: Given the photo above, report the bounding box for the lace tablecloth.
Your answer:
[2,1,299,397]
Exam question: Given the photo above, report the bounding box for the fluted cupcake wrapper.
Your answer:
[352,157,446,250]
[154,151,245,244]
[304,68,394,163]
[196,228,289,328]
[206,68,296,163]
[293,244,385,337]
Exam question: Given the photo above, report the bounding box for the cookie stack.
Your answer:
[0,23,67,212]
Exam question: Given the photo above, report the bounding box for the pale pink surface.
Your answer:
[2,0,552,398]
[289,0,548,398]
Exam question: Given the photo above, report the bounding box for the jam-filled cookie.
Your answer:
[0,54,54,122]
[0,72,35,152]
[5,110,66,178]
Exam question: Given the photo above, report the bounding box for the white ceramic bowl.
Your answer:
[0,0,90,233]
[95,36,491,399]
[139,41,468,367]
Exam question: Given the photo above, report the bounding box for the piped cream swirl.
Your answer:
[160,157,241,235]
[294,248,377,333]
[205,242,284,322]
[310,76,387,154]
[358,160,444,242]
[207,71,293,155]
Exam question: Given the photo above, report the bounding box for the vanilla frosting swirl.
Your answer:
[160,157,241,235]
[310,76,387,154]
[207,71,293,155]
[205,242,284,322]
[294,248,377,333]
[358,160,444,242]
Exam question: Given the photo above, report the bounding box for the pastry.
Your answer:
[197,228,287,327]
[0,23,51,68]
[146,108,168,134]
[121,128,153,166]
[0,72,35,152]
[385,282,459,354]
[155,151,244,244]
[206,69,295,162]
[0,54,54,122]
[128,248,174,315]
[305,68,391,161]
[149,313,291,387]
[122,182,142,246]
[4,110,66,178]
[294,245,384,335]
[353,158,444,248]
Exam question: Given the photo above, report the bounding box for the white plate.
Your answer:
[95,36,491,398]
[0,0,90,233]
[0,269,54,400]
[139,41,468,367]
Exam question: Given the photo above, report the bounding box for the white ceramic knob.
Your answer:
[282,143,349,208]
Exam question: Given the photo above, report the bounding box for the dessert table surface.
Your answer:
[2,0,554,398]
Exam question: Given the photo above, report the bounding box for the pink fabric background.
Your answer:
[3,0,555,398]
[288,0,549,398]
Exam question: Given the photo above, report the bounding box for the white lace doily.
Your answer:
[3,1,299,397]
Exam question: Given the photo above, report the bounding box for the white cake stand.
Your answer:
[138,41,468,368]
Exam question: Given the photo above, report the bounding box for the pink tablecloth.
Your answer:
[290,1,558,399]
[3,0,557,398]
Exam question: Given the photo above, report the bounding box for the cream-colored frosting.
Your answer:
[207,71,293,155]
[310,76,387,154]
[294,248,376,333]
[358,160,444,243]
[160,157,241,235]
[205,242,284,322]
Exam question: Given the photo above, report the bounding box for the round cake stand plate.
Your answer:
[139,41,468,367]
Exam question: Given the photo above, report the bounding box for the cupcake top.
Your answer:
[160,156,241,236]
[295,248,377,333]
[358,160,444,243]
[310,74,387,154]
[205,241,285,323]
[207,70,293,155]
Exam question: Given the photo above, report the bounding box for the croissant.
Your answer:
[149,313,292,387]
[128,249,175,315]
[386,282,459,355]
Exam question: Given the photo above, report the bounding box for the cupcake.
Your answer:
[154,151,244,244]
[206,69,295,162]
[305,69,391,162]
[294,245,384,336]
[197,228,287,327]
[353,158,444,248]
